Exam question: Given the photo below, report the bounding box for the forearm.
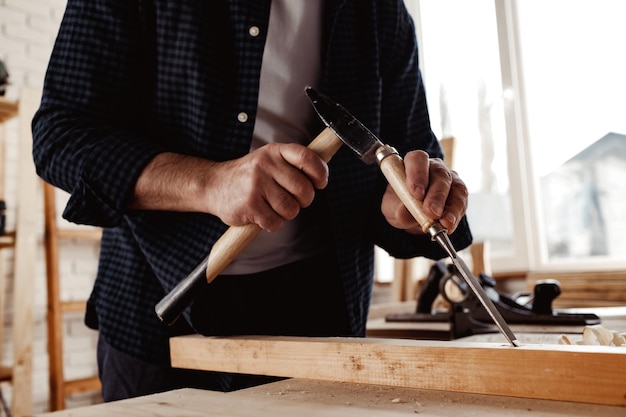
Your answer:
[128,143,329,231]
[128,152,218,213]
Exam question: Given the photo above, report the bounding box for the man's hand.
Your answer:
[206,143,328,231]
[129,143,329,232]
[381,150,468,234]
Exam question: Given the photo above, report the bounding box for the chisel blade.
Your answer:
[431,225,521,346]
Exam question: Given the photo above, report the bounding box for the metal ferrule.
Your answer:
[428,224,455,258]
[375,145,399,165]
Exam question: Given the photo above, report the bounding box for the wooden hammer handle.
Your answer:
[205,127,341,282]
[155,127,342,325]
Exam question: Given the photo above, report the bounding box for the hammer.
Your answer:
[155,127,342,325]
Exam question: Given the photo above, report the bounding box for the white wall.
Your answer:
[1,0,102,412]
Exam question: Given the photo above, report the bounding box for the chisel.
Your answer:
[305,87,520,347]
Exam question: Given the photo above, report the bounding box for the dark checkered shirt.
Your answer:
[32,0,472,364]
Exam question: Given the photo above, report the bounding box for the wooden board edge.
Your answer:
[170,335,626,407]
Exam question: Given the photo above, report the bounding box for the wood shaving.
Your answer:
[558,324,626,346]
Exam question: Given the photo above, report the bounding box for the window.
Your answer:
[397,0,626,274]
[517,0,626,270]
[415,0,517,266]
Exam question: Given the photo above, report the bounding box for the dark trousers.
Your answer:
[98,252,351,401]
[97,335,280,401]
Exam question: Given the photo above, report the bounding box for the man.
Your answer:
[32,0,472,401]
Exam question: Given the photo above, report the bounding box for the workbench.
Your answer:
[37,307,626,416]
[37,377,625,416]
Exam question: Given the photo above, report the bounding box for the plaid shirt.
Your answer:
[33,0,472,364]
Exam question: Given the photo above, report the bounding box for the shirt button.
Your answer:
[248,26,260,37]
[237,112,248,123]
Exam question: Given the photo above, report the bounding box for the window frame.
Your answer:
[404,0,626,274]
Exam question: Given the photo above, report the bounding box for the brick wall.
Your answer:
[1,0,102,413]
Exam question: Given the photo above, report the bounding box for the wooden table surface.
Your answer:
[36,377,626,417]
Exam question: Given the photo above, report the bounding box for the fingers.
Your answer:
[276,143,329,202]
[383,150,469,234]
[437,170,468,233]
[258,144,328,225]
[414,158,451,220]
[403,150,430,201]
[218,143,329,232]
[381,186,423,233]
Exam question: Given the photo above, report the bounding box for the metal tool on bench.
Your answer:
[155,127,343,325]
[386,260,601,339]
[305,87,521,347]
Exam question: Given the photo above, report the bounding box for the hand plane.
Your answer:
[386,260,601,339]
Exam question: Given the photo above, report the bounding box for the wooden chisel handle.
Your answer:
[155,127,342,325]
[376,146,521,347]
[376,145,437,234]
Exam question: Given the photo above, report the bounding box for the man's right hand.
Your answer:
[129,143,329,232]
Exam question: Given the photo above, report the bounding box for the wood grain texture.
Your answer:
[11,87,40,417]
[35,379,626,417]
[170,335,626,406]
[526,271,626,307]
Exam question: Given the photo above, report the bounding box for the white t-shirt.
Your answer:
[222,1,325,274]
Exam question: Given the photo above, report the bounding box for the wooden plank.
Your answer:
[170,335,626,406]
[0,365,12,382]
[527,270,626,282]
[0,97,18,124]
[527,271,626,307]
[469,240,490,276]
[61,300,87,314]
[557,291,626,302]
[57,227,102,241]
[0,106,8,198]
[554,299,626,308]
[43,180,68,411]
[439,136,456,168]
[0,231,16,249]
[11,87,39,417]
[555,281,626,291]
[43,181,103,410]
[63,376,101,396]
[0,100,11,361]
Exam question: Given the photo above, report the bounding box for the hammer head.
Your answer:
[305,87,383,165]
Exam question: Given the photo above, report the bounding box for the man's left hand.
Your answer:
[381,150,468,234]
